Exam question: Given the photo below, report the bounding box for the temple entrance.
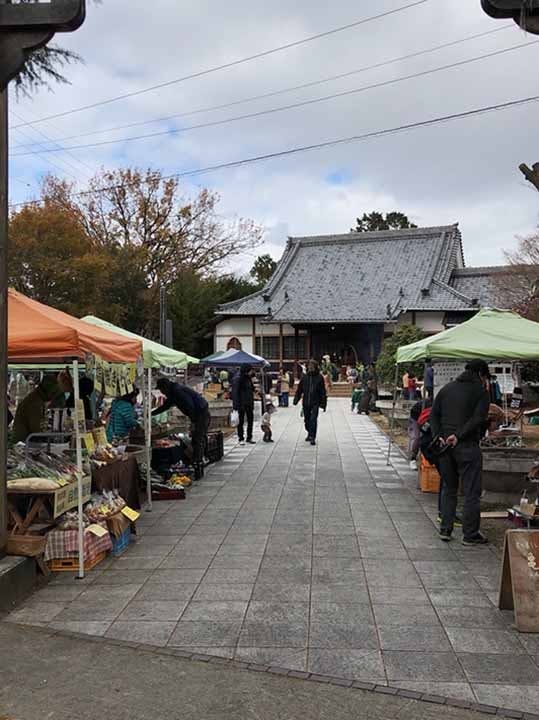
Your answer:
[309,324,384,366]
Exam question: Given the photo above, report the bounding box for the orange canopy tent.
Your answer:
[7,289,143,579]
[8,289,142,362]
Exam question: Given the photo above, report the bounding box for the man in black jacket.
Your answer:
[232,365,256,445]
[294,359,327,446]
[430,359,490,545]
[153,378,210,478]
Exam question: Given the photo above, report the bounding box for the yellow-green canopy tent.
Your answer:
[82,316,199,369]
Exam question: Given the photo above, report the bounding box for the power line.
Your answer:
[11,25,512,151]
[10,1,430,130]
[10,123,82,182]
[9,91,539,210]
[11,38,538,158]
[10,109,95,180]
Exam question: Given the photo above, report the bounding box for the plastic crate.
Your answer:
[48,550,107,573]
[111,526,132,557]
[207,431,224,463]
[151,486,186,501]
[419,456,440,493]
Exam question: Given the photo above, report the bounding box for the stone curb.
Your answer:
[11,623,533,720]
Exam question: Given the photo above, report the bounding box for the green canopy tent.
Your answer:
[397,308,539,363]
[387,308,539,464]
[82,316,200,510]
[82,316,199,369]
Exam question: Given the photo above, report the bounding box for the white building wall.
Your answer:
[395,311,445,333]
[215,318,254,354]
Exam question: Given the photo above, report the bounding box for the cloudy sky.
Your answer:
[8,0,539,271]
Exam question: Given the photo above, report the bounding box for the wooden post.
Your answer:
[279,323,283,367]
[0,89,7,557]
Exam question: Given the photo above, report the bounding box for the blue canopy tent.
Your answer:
[203,349,270,414]
[203,348,270,368]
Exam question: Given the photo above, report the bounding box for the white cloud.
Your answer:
[7,0,539,271]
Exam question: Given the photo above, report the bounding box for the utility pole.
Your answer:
[0,0,86,557]
[159,285,167,345]
[520,162,539,193]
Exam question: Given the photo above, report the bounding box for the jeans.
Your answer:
[281,392,289,407]
[438,443,482,538]
[238,407,254,441]
[304,404,320,440]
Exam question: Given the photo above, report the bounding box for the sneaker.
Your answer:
[439,529,452,542]
[462,532,488,546]
[409,460,418,470]
[247,439,256,445]
[239,440,245,446]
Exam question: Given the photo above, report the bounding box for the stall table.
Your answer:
[7,476,92,533]
[91,455,142,509]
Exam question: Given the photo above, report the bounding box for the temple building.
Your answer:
[214,224,511,367]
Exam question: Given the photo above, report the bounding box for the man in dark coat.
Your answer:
[431,359,490,546]
[293,359,327,445]
[153,378,211,478]
[232,365,256,445]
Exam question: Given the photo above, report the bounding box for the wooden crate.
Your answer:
[419,457,440,493]
[48,550,107,573]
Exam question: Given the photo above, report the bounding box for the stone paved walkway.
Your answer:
[5,400,539,716]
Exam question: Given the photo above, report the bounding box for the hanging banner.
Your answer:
[94,357,103,393]
[76,399,86,434]
[104,362,116,397]
[119,366,128,396]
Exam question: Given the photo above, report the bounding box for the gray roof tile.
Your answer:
[217,225,499,323]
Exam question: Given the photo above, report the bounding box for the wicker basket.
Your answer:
[419,456,440,493]
[7,534,47,558]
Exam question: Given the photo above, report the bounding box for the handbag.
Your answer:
[230,410,239,427]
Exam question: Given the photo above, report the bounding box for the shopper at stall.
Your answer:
[232,365,256,445]
[152,378,211,477]
[294,359,327,446]
[12,374,59,443]
[107,388,139,442]
[430,359,490,545]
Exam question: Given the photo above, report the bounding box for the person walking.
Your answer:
[430,359,490,545]
[424,360,434,399]
[232,365,256,445]
[261,402,275,442]
[294,359,327,446]
[278,368,290,407]
[152,378,211,479]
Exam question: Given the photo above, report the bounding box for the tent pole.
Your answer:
[145,367,152,512]
[73,360,85,580]
[386,363,399,466]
